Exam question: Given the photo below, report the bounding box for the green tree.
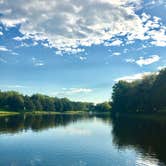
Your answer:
[111,68,166,114]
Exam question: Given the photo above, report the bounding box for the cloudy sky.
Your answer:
[0,0,166,103]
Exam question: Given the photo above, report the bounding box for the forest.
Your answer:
[0,68,165,114]
[0,91,111,113]
[111,68,166,114]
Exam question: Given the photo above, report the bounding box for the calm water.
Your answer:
[0,114,166,166]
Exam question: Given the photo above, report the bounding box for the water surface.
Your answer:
[0,114,165,166]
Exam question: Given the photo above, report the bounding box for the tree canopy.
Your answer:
[0,91,111,113]
[111,68,166,114]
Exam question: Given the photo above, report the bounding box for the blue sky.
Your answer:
[0,0,166,103]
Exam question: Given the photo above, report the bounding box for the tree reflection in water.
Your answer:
[111,116,166,165]
[0,114,111,134]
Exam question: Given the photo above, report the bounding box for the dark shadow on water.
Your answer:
[111,116,166,165]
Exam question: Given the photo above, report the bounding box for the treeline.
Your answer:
[0,91,91,112]
[111,68,166,114]
[0,91,111,112]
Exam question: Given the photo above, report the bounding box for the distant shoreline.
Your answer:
[0,110,110,117]
[0,110,85,117]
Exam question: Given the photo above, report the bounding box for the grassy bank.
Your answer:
[26,110,88,115]
[0,109,19,117]
[0,109,88,117]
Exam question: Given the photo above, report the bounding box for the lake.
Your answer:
[0,114,166,166]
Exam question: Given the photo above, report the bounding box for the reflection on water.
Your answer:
[0,114,88,134]
[0,114,166,166]
[0,114,110,134]
[112,116,166,166]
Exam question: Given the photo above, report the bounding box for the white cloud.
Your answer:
[63,88,93,94]
[126,55,160,66]
[104,39,123,47]
[157,65,166,70]
[141,13,151,22]
[151,40,166,47]
[14,36,39,48]
[13,36,31,41]
[0,1,165,54]
[11,52,19,55]
[34,63,44,66]
[32,57,45,66]
[79,56,87,61]
[136,55,160,66]
[125,58,135,63]
[148,29,166,46]
[126,14,166,43]
[0,46,9,51]
[0,31,3,35]
[0,18,26,27]
[114,72,153,82]
[112,52,121,56]
[54,88,93,97]
[0,45,18,55]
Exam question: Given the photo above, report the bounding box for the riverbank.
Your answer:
[25,111,87,115]
[0,109,89,117]
[0,111,19,116]
[0,109,110,117]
